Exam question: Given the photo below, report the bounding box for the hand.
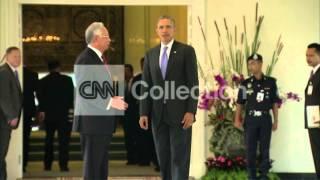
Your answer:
[272,121,278,131]
[139,116,148,130]
[111,96,128,110]
[37,112,45,123]
[181,112,194,129]
[8,118,18,128]
[234,118,242,129]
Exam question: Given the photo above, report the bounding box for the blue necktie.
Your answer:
[14,70,19,83]
[160,46,168,79]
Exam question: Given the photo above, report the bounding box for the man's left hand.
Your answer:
[272,121,278,131]
[181,112,194,129]
[8,118,18,128]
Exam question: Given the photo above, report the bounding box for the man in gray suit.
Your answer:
[0,46,23,180]
[139,16,199,180]
[73,22,128,180]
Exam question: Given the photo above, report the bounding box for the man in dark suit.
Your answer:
[38,60,74,171]
[22,66,39,172]
[123,64,139,165]
[73,22,128,180]
[139,16,199,180]
[133,58,159,170]
[305,43,320,179]
[0,46,23,180]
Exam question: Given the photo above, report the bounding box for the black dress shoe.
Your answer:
[126,161,137,165]
[44,167,51,171]
[154,166,160,172]
[138,162,150,166]
[60,167,69,172]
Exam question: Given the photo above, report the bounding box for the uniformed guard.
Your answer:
[234,53,281,180]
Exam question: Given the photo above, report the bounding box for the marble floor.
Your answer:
[22,160,161,180]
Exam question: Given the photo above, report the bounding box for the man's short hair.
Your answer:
[140,57,144,65]
[157,15,176,27]
[308,43,320,56]
[1,46,20,63]
[47,59,61,71]
[85,22,105,44]
[6,46,19,54]
[125,64,133,73]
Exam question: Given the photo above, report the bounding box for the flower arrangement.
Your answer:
[197,2,300,178]
[206,156,246,170]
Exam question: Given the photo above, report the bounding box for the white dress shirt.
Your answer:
[7,62,18,73]
[312,63,320,75]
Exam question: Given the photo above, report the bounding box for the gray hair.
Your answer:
[85,22,105,44]
[157,15,176,27]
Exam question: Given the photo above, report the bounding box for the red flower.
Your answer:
[227,160,232,167]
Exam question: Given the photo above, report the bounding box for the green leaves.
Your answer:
[197,2,283,78]
[202,169,280,180]
[208,108,245,158]
[266,35,284,76]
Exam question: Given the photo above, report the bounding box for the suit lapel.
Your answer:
[306,67,320,93]
[87,48,112,78]
[5,64,22,93]
[153,45,163,80]
[87,48,104,65]
[165,41,178,79]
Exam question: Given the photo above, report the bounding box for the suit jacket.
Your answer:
[140,41,199,127]
[23,67,39,119]
[124,74,142,129]
[0,63,23,129]
[73,48,115,135]
[38,71,74,121]
[305,67,320,128]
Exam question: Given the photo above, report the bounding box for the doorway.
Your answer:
[22,4,187,179]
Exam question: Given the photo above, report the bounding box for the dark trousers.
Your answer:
[23,115,32,169]
[308,128,320,179]
[0,128,11,180]
[244,115,272,180]
[152,120,192,180]
[137,126,159,166]
[80,134,112,180]
[123,114,139,164]
[44,120,71,169]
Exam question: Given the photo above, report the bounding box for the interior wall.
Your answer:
[124,6,187,74]
[205,0,320,173]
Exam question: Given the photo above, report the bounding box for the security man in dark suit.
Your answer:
[132,58,159,169]
[123,64,139,165]
[38,60,74,171]
[234,54,280,180]
[0,46,23,180]
[305,43,320,179]
[22,66,39,172]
